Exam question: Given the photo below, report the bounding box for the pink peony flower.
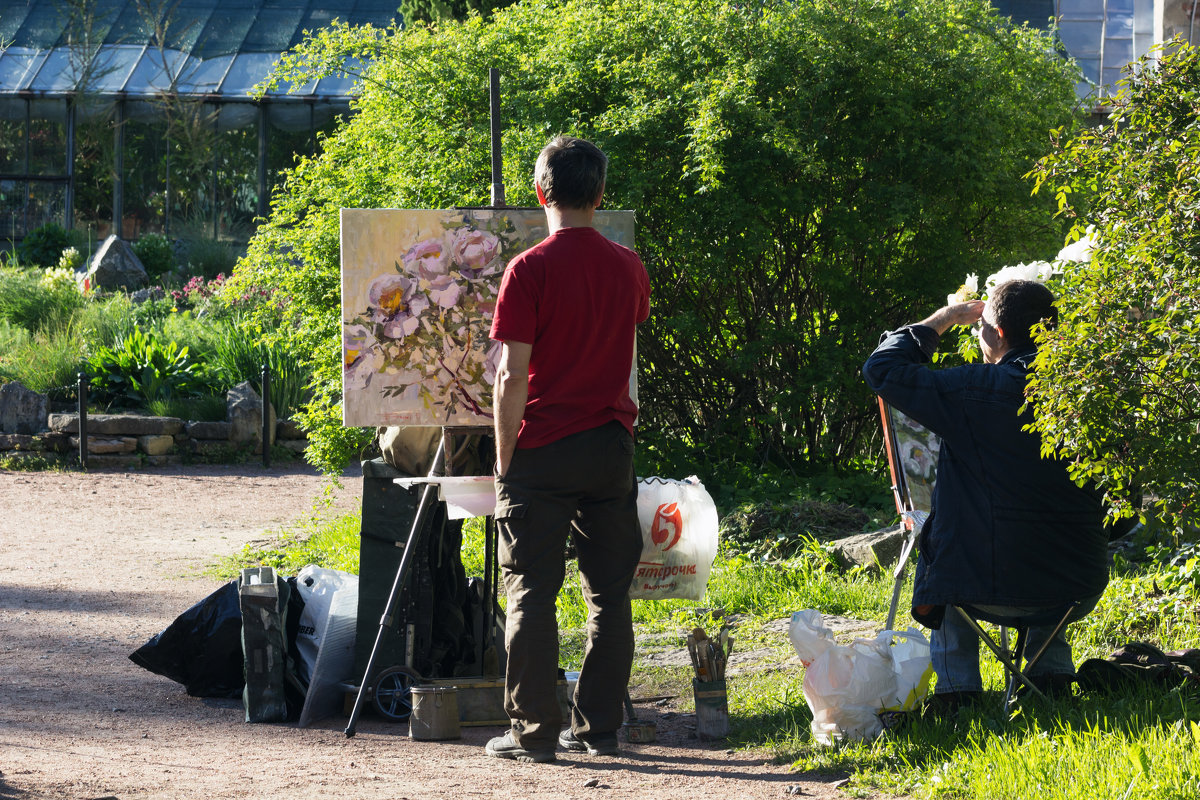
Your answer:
[450,227,500,276]
[428,274,462,310]
[344,324,383,391]
[403,238,451,280]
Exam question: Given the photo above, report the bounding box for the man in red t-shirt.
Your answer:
[485,136,650,763]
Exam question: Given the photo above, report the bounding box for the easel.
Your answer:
[344,70,510,737]
[879,397,933,631]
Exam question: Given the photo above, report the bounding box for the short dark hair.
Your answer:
[534,136,607,209]
[990,279,1057,349]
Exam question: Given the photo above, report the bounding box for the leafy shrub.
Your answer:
[0,321,86,399]
[57,247,85,272]
[207,320,311,420]
[1027,42,1200,533]
[238,0,1080,476]
[0,267,85,332]
[133,233,175,278]
[182,238,239,280]
[85,327,202,407]
[74,295,137,349]
[147,394,228,421]
[16,222,70,268]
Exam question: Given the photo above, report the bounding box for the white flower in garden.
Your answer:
[947,273,980,306]
[1055,230,1097,264]
[985,261,1053,292]
[403,237,451,280]
[450,227,501,276]
[344,324,384,391]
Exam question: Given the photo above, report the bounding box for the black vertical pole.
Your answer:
[489,68,505,208]
[65,99,76,231]
[77,373,88,469]
[261,363,271,468]
[256,103,269,221]
[113,100,125,238]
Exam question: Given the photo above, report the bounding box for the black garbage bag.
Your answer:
[130,576,307,704]
[130,579,244,698]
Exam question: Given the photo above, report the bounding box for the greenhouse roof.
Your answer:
[0,0,400,101]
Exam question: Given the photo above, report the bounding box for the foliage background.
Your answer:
[1028,42,1200,533]
[230,0,1081,487]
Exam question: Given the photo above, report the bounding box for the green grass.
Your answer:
[224,506,1200,800]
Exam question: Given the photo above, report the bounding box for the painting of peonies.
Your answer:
[341,208,635,427]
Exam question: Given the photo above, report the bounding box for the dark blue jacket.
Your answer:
[863,325,1107,627]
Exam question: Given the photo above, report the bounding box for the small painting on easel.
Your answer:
[340,207,636,427]
[881,401,940,515]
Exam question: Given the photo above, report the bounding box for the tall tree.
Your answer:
[237,0,1080,484]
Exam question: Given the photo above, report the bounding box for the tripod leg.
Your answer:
[345,440,446,737]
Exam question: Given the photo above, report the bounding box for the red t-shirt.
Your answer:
[490,225,650,449]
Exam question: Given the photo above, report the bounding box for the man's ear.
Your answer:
[535,182,548,206]
[593,183,605,209]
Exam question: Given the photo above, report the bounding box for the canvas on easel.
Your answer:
[340,207,636,427]
[878,397,941,629]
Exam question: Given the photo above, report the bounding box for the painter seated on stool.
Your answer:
[862,279,1109,710]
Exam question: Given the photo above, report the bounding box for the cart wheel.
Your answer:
[373,666,420,722]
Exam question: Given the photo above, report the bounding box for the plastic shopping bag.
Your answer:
[293,565,359,685]
[788,610,933,745]
[629,476,719,601]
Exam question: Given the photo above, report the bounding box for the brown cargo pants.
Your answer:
[494,421,642,751]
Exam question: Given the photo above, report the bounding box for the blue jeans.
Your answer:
[931,594,1103,694]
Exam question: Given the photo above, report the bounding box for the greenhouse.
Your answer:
[0,0,401,244]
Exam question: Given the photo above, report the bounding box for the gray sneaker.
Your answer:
[485,731,556,763]
[558,728,620,756]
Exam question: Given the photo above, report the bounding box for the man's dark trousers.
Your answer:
[494,420,642,751]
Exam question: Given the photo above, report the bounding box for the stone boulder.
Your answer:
[86,235,149,292]
[0,382,49,434]
[829,525,908,574]
[228,381,276,453]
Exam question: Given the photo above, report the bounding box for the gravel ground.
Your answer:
[0,464,863,800]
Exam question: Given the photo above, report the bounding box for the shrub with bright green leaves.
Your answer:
[1027,42,1200,535]
[85,327,203,407]
[208,319,312,421]
[233,0,1080,476]
[16,222,70,268]
[133,233,176,278]
[0,267,85,332]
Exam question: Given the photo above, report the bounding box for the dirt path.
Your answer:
[0,465,848,800]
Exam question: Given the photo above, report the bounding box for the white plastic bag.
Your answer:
[294,565,359,685]
[787,610,933,745]
[629,476,719,601]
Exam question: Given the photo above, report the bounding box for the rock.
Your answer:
[0,433,37,451]
[186,420,231,440]
[276,418,306,440]
[86,235,149,292]
[130,287,165,304]
[277,439,307,453]
[0,382,49,434]
[227,382,275,453]
[829,526,907,573]
[48,413,184,436]
[71,436,138,454]
[137,434,174,456]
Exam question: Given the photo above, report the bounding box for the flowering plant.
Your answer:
[947,230,1096,360]
[343,215,511,424]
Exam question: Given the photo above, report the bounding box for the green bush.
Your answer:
[146,394,228,421]
[1027,42,1200,533]
[0,321,86,399]
[207,320,311,420]
[16,222,70,268]
[0,267,85,332]
[236,0,1080,477]
[84,327,202,407]
[133,233,175,278]
[182,238,238,280]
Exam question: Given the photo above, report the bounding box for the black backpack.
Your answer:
[1076,642,1200,693]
